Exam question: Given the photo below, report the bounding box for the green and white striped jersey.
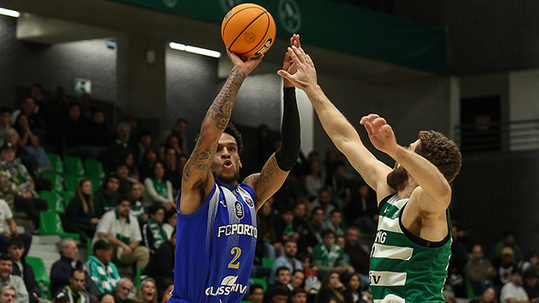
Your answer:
[369,194,452,303]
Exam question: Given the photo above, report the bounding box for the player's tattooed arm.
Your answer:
[244,155,289,211]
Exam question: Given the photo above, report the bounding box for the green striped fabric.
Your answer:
[369,194,452,303]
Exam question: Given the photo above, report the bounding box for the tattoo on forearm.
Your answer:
[258,157,278,184]
[206,68,246,129]
[183,144,217,182]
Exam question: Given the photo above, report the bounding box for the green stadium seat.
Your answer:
[64,156,85,176]
[262,257,275,268]
[46,153,64,174]
[85,159,105,179]
[39,210,80,240]
[41,190,65,213]
[250,277,267,292]
[63,174,82,192]
[26,256,50,299]
[62,191,75,210]
[41,172,64,192]
[89,177,103,193]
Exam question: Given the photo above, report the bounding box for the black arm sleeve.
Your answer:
[275,87,301,171]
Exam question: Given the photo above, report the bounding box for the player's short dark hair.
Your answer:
[416,130,461,183]
[276,266,291,276]
[249,283,263,294]
[7,237,24,249]
[224,121,243,155]
[148,202,165,215]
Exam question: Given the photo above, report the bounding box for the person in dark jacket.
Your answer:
[142,230,175,286]
[63,179,99,243]
[7,237,41,303]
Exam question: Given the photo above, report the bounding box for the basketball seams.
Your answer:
[228,11,267,51]
[237,12,272,56]
[222,7,267,47]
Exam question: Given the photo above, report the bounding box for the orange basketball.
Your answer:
[221,3,276,59]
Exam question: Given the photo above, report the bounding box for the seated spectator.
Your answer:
[0,108,13,146]
[247,284,264,303]
[93,196,149,269]
[162,208,176,240]
[291,288,307,303]
[85,239,120,294]
[269,239,303,284]
[157,279,173,303]
[490,230,524,264]
[3,129,39,175]
[256,201,281,260]
[0,142,48,231]
[127,182,147,222]
[311,230,353,277]
[77,93,93,123]
[342,228,369,291]
[176,154,188,178]
[162,147,181,192]
[304,159,323,201]
[94,174,120,216]
[298,207,325,254]
[520,252,539,278]
[0,253,28,303]
[135,279,157,303]
[64,104,101,160]
[54,269,90,303]
[346,182,377,234]
[316,270,346,303]
[264,267,292,303]
[142,203,167,255]
[523,270,539,303]
[324,161,351,210]
[98,293,115,303]
[466,244,498,296]
[322,210,344,237]
[155,119,189,156]
[135,130,152,166]
[138,147,157,183]
[119,152,139,182]
[0,285,16,303]
[113,163,137,195]
[113,278,135,303]
[0,198,32,254]
[13,114,51,172]
[63,179,99,243]
[268,287,289,303]
[85,109,111,152]
[50,238,86,297]
[142,230,175,288]
[343,274,369,303]
[469,287,498,303]
[310,187,335,221]
[106,123,138,171]
[289,270,305,290]
[274,208,297,244]
[143,162,173,209]
[297,252,321,295]
[11,97,47,147]
[493,247,518,288]
[500,269,529,303]
[7,238,41,303]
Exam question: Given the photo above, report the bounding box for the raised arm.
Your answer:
[278,43,394,201]
[179,51,262,214]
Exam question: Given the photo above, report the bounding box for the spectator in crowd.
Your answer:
[113,163,137,195]
[264,267,292,303]
[500,269,529,303]
[138,147,158,183]
[343,273,369,303]
[322,210,344,237]
[469,287,498,303]
[523,270,539,303]
[77,93,93,123]
[176,154,188,178]
[157,279,173,303]
[466,244,498,296]
[13,114,50,171]
[64,179,99,243]
[274,208,298,244]
[113,278,135,303]
[324,161,350,210]
[142,230,175,286]
[269,239,303,284]
[3,129,39,175]
[0,197,32,254]
[53,269,90,303]
[0,285,16,303]
[304,159,323,201]
[310,187,335,221]
[298,207,325,253]
[291,288,307,303]
[292,199,309,242]
[98,293,115,303]
[0,142,48,231]
[50,238,88,297]
[0,108,13,146]
[490,230,525,264]
[30,85,45,106]
[161,208,176,240]
[289,270,305,290]
[520,253,539,278]
[160,135,182,161]
[127,182,146,222]
[106,123,138,171]
[85,109,111,152]
[493,247,518,288]
[135,130,152,165]
[119,152,139,182]
[0,253,28,303]
[347,182,377,234]
[162,147,181,192]
[143,162,173,209]
[11,98,46,133]
[269,287,289,303]
[142,202,167,255]
[156,119,189,156]
[85,239,120,294]
[93,196,150,269]
[311,230,352,277]
[64,104,101,160]
[94,174,120,216]
[7,238,41,303]
[316,270,347,303]
[247,284,264,303]
[342,228,369,291]
[135,279,157,303]
[257,201,281,260]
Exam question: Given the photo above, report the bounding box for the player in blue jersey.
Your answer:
[169,35,302,303]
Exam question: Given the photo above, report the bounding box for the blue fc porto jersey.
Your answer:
[169,179,257,303]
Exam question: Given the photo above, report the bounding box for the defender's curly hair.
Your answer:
[415,130,462,183]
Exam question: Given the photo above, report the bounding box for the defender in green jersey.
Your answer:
[279,39,462,302]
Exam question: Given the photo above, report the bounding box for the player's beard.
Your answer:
[386,165,409,192]
[216,171,241,184]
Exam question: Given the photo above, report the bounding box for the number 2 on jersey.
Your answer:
[228,247,241,269]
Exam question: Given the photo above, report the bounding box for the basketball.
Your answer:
[221,3,276,59]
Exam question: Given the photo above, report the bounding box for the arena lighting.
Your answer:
[169,42,221,58]
[0,7,20,18]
